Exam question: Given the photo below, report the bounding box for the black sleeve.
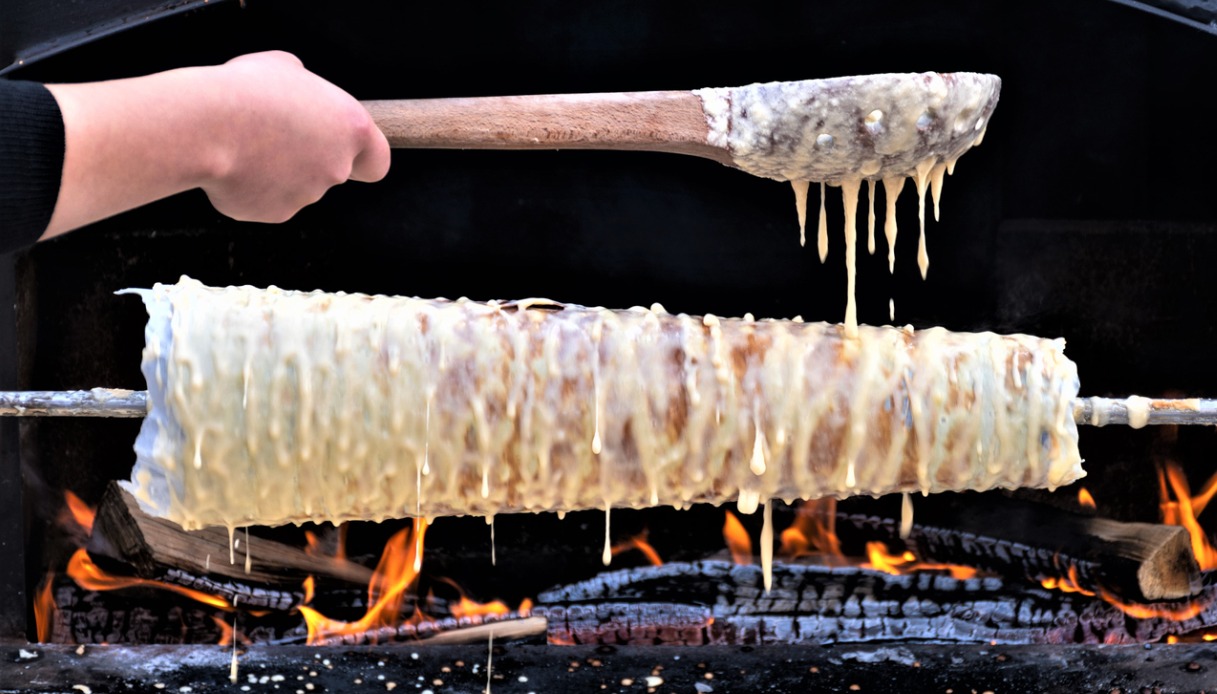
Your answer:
[0,80,65,254]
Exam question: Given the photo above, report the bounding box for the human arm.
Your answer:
[39,50,390,240]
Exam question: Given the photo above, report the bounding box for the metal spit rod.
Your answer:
[0,389,1214,426]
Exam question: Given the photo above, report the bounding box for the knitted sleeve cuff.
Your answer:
[1,80,65,254]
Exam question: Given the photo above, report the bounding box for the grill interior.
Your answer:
[4,0,1217,691]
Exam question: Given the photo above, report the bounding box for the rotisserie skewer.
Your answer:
[2,391,1213,427]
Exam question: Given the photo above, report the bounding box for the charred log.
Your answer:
[841,494,1200,602]
[159,568,301,612]
[537,560,1217,645]
[45,577,301,645]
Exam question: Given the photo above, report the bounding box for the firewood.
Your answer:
[46,578,301,645]
[841,494,1200,602]
[537,560,1217,645]
[89,482,372,587]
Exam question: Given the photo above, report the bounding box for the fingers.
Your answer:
[349,116,392,183]
[204,51,391,223]
[227,50,305,69]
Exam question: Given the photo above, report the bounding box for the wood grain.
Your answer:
[89,482,373,587]
[362,91,728,164]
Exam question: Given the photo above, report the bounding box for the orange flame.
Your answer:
[213,615,234,646]
[722,511,752,566]
[304,524,360,576]
[862,542,978,580]
[67,548,231,610]
[302,576,315,606]
[451,596,511,619]
[447,595,532,619]
[779,498,845,562]
[1159,460,1217,570]
[304,530,320,556]
[611,531,664,566]
[1204,633,1217,642]
[1039,564,1096,597]
[211,615,253,646]
[298,519,427,644]
[1077,487,1096,510]
[60,487,96,535]
[34,571,56,643]
[1099,587,1210,622]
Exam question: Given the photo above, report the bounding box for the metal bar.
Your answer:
[1,389,1215,427]
[1074,397,1217,427]
[0,253,27,642]
[0,389,147,417]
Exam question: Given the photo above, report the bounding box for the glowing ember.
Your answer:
[1039,564,1095,597]
[1204,634,1217,642]
[610,531,664,566]
[862,542,978,580]
[1077,487,1096,510]
[66,548,231,610]
[722,511,753,566]
[778,499,846,564]
[1159,460,1217,570]
[34,571,56,643]
[299,519,427,644]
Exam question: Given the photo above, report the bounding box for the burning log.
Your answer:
[537,560,1217,645]
[159,568,300,611]
[45,576,299,645]
[89,483,373,587]
[295,610,545,646]
[535,603,713,646]
[840,494,1200,602]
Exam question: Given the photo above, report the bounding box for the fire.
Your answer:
[1204,634,1217,642]
[451,596,510,619]
[611,531,664,566]
[1099,587,1210,622]
[1158,460,1217,570]
[722,511,752,566]
[1077,487,1096,510]
[64,491,96,535]
[434,576,533,619]
[779,498,846,563]
[1039,564,1095,597]
[210,615,251,646]
[304,524,349,561]
[298,519,427,644]
[862,542,978,580]
[67,548,231,609]
[34,572,56,643]
[302,576,315,606]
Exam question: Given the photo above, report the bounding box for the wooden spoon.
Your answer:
[362,72,1000,183]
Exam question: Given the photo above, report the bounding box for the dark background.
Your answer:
[2,0,1215,639]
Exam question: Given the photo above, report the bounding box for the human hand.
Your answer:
[42,50,391,238]
[200,51,391,223]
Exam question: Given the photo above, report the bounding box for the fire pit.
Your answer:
[3,0,1217,692]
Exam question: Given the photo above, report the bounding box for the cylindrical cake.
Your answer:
[123,277,1083,531]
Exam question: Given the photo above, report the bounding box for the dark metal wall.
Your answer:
[2,0,1216,641]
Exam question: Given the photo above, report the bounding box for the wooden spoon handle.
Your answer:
[361,92,727,163]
